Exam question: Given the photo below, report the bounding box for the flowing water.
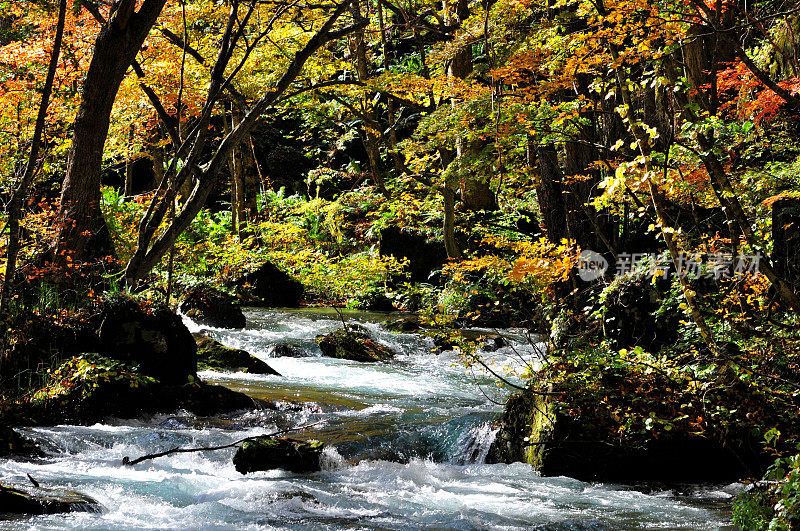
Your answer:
[1,309,735,529]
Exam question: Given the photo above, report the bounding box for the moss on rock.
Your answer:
[194,334,280,375]
[233,437,325,474]
[0,484,100,515]
[315,326,395,362]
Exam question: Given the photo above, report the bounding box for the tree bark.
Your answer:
[536,144,568,243]
[56,0,168,263]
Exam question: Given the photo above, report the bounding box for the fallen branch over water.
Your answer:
[122,420,326,466]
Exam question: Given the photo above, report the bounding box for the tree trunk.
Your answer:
[56,0,167,263]
[536,144,568,243]
[449,0,496,212]
[353,0,388,196]
[1,0,66,315]
[124,123,135,198]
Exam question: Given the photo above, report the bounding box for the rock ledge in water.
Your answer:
[0,427,43,458]
[316,326,396,362]
[12,354,264,425]
[233,437,324,474]
[194,334,280,375]
[0,484,101,515]
[179,284,246,329]
[487,390,749,482]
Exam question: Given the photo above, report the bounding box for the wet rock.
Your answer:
[232,262,304,307]
[0,484,101,515]
[0,427,43,458]
[315,326,396,362]
[179,284,246,329]
[233,437,325,474]
[481,335,509,352]
[379,226,447,283]
[351,289,396,312]
[95,295,196,384]
[19,354,263,425]
[271,343,307,358]
[487,390,749,482]
[194,334,280,375]
[383,316,422,333]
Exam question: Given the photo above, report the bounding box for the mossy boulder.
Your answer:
[179,284,246,329]
[15,354,263,425]
[0,484,100,515]
[383,316,422,333]
[95,295,196,384]
[600,275,680,352]
[194,334,280,375]
[487,387,752,482]
[315,326,396,362]
[233,437,325,474]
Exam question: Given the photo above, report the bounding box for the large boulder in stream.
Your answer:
[179,284,246,329]
[315,326,396,362]
[15,354,264,425]
[194,334,280,375]
[0,484,101,515]
[233,437,325,474]
[95,295,196,384]
[487,389,753,482]
[232,262,304,307]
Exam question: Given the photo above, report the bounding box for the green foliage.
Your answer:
[31,354,155,403]
[732,489,772,531]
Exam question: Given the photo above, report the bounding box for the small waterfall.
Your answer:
[452,421,498,465]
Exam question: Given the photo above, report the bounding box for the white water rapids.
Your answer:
[0,309,735,529]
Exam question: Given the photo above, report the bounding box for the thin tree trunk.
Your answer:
[696,131,800,309]
[0,0,67,315]
[443,185,462,259]
[353,0,388,196]
[124,1,365,285]
[378,0,402,175]
[124,124,135,198]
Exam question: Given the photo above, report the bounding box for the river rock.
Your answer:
[271,343,307,357]
[179,284,246,329]
[20,354,263,425]
[194,334,280,375]
[316,326,396,362]
[0,484,101,515]
[233,437,325,474]
[383,316,422,333]
[487,390,749,482]
[481,335,509,352]
[95,295,196,384]
[0,426,43,458]
[232,262,303,307]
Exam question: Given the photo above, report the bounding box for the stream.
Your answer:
[0,309,735,529]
